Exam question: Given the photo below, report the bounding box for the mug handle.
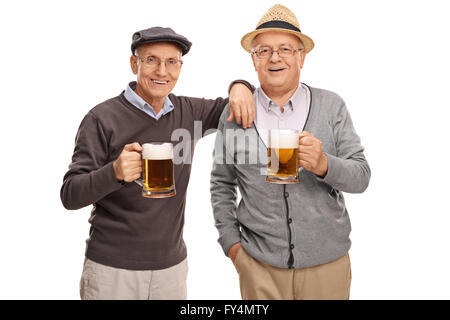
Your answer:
[297,141,304,177]
[297,166,304,178]
[134,150,144,187]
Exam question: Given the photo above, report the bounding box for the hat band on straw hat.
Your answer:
[256,20,301,33]
[240,4,315,53]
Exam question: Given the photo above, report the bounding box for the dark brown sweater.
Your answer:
[61,90,227,270]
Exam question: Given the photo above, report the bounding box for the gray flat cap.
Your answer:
[131,26,192,56]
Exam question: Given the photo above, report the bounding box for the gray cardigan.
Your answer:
[210,85,371,269]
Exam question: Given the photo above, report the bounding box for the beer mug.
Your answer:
[135,142,176,198]
[266,129,299,184]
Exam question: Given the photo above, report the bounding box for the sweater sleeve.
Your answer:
[210,106,242,256]
[317,100,371,193]
[60,112,123,210]
[191,79,256,136]
[190,96,229,136]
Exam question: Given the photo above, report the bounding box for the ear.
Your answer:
[130,55,138,75]
[299,50,306,69]
[251,53,258,71]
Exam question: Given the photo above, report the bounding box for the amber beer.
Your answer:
[267,129,299,184]
[142,143,175,198]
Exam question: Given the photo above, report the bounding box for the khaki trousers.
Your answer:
[79,257,188,300]
[234,248,351,300]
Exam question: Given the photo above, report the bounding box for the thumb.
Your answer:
[226,110,235,122]
[124,142,143,152]
[299,131,311,138]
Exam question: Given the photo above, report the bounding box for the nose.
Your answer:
[156,61,167,75]
[269,50,282,62]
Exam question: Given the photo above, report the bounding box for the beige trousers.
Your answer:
[79,257,188,300]
[234,248,351,300]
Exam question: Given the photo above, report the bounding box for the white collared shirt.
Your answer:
[254,83,311,147]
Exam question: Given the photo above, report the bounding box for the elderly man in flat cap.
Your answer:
[60,27,255,300]
[211,4,371,300]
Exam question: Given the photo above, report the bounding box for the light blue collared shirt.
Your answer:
[254,83,310,147]
[124,81,174,120]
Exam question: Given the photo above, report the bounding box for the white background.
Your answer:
[1,0,449,299]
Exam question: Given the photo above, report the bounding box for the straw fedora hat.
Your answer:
[241,4,314,54]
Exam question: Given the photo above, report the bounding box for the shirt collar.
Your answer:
[257,85,303,112]
[124,81,174,119]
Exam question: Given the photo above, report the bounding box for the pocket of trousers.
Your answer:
[346,253,352,284]
[79,258,104,300]
[233,247,244,273]
[80,272,93,300]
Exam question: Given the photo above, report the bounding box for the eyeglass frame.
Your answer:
[251,45,304,59]
[134,55,184,69]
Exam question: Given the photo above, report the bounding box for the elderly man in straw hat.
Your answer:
[61,26,256,300]
[211,4,370,299]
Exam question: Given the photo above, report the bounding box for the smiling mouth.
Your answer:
[269,68,285,72]
[152,79,169,85]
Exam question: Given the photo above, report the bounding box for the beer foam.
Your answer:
[142,143,173,160]
[269,130,299,149]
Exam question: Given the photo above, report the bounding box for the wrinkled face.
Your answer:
[251,31,305,93]
[130,42,182,103]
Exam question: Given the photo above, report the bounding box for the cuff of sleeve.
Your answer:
[94,161,125,194]
[218,231,242,257]
[316,153,342,187]
[228,79,256,94]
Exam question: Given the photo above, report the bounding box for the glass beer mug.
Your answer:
[135,142,176,198]
[266,129,299,184]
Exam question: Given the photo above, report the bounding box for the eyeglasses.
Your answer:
[136,55,183,70]
[252,46,303,59]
